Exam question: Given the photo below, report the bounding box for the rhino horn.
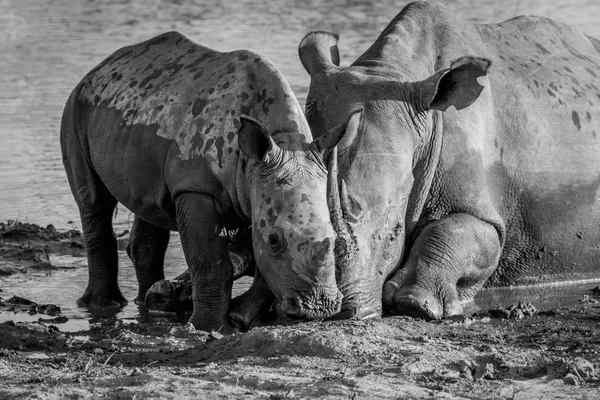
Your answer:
[327,145,344,232]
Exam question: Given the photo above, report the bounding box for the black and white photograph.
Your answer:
[1,0,599,398]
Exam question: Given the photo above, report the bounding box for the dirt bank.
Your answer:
[1,308,599,399]
[1,221,599,399]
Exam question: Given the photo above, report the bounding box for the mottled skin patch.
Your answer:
[81,32,305,170]
[62,31,341,331]
[300,1,600,321]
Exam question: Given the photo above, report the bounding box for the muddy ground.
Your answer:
[0,222,599,399]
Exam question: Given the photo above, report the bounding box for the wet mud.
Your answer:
[0,221,85,275]
[1,222,599,399]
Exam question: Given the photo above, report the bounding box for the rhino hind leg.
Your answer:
[66,173,125,307]
[174,192,234,332]
[126,215,170,305]
[76,205,127,307]
[61,125,126,307]
[383,213,501,320]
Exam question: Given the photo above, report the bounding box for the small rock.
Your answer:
[168,322,208,339]
[567,357,596,380]
[489,301,537,319]
[459,360,474,380]
[474,362,495,380]
[489,308,510,319]
[563,373,580,386]
[6,296,36,306]
[0,264,19,276]
[38,304,61,316]
[40,315,68,324]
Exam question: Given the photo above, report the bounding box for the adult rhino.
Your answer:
[299,1,600,320]
[61,31,352,332]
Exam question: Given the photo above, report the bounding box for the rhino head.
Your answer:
[237,114,357,321]
[298,31,491,319]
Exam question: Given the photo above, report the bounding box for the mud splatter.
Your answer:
[572,111,582,130]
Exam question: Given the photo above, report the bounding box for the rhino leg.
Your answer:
[383,213,501,320]
[62,132,126,307]
[229,269,275,332]
[126,215,170,305]
[77,207,127,307]
[175,192,234,333]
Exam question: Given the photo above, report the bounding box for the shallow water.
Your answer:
[0,233,254,331]
[1,0,599,329]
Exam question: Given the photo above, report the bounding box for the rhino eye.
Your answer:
[268,227,287,256]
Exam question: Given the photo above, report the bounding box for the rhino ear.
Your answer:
[299,31,340,76]
[421,56,491,111]
[238,116,275,161]
[312,108,362,152]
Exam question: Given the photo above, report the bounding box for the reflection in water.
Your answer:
[1,0,599,330]
[474,279,600,312]
[0,234,253,331]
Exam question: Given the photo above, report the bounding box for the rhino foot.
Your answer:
[383,282,464,320]
[188,311,234,334]
[229,298,276,332]
[144,279,177,311]
[383,214,501,320]
[77,287,127,308]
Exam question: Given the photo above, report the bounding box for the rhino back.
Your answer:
[356,3,600,283]
[71,31,304,229]
[404,8,600,284]
[467,18,600,284]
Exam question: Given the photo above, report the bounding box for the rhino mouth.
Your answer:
[279,287,343,320]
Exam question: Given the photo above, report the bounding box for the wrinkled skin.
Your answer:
[60,31,351,332]
[299,1,600,320]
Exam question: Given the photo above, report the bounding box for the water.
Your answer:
[1,0,599,329]
[474,279,600,312]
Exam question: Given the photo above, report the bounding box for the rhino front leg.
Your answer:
[383,213,501,320]
[126,215,170,304]
[175,192,234,332]
[229,269,275,332]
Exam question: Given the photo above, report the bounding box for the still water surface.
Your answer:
[1,0,599,328]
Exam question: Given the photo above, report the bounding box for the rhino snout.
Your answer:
[280,287,342,320]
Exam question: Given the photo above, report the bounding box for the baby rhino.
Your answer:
[60,31,352,332]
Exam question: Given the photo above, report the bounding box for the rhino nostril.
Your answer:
[280,297,305,319]
[311,237,333,262]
